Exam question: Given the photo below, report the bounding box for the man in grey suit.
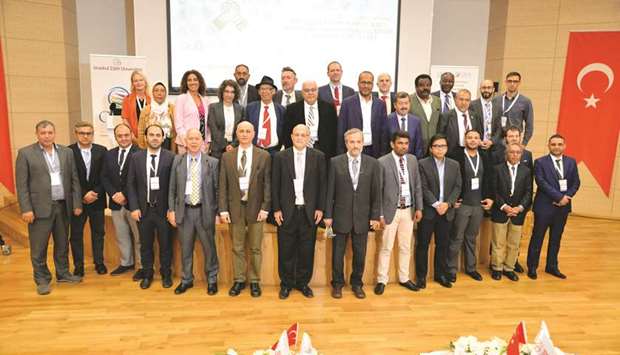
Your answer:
[168,129,220,295]
[416,133,462,289]
[409,74,441,154]
[374,131,423,295]
[469,79,503,151]
[324,128,381,299]
[274,66,303,106]
[15,120,83,295]
[438,89,483,159]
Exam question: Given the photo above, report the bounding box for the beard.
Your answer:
[481,91,492,99]
[236,78,247,86]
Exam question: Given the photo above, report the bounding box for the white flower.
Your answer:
[226,349,238,355]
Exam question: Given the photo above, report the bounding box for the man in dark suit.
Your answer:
[127,123,176,290]
[438,89,483,159]
[386,92,424,159]
[272,124,327,299]
[324,128,381,299]
[492,126,534,172]
[244,76,286,156]
[409,74,441,153]
[432,72,457,113]
[527,134,580,280]
[470,79,503,151]
[68,121,108,277]
[101,123,141,279]
[337,71,388,158]
[372,73,396,115]
[318,61,355,115]
[168,128,220,295]
[283,80,338,159]
[219,121,271,298]
[448,130,494,282]
[16,120,83,295]
[490,143,532,281]
[274,66,303,106]
[234,64,259,107]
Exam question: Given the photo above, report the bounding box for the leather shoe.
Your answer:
[162,275,173,288]
[140,277,152,289]
[57,273,82,283]
[174,282,193,294]
[279,287,291,299]
[434,276,452,288]
[415,278,426,289]
[545,269,567,279]
[527,270,538,280]
[207,283,218,295]
[374,283,385,295]
[110,264,134,276]
[331,287,343,299]
[229,282,246,296]
[514,261,524,273]
[95,264,108,275]
[299,286,314,298]
[503,270,519,281]
[352,286,366,299]
[399,280,419,291]
[37,283,51,295]
[132,269,144,281]
[491,270,502,280]
[466,271,483,281]
[250,282,262,297]
[448,274,456,283]
[73,265,84,277]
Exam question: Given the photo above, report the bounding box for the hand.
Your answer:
[220,212,231,224]
[215,216,221,224]
[225,145,234,152]
[559,195,570,206]
[167,211,176,227]
[314,210,323,225]
[73,208,82,216]
[83,191,98,204]
[414,210,423,223]
[480,140,493,149]
[380,216,386,228]
[436,202,449,215]
[112,192,127,205]
[454,199,462,209]
[323,218,333,228]
[131,210,142,222]
[274,210,284,226]
[21,211,35,224]
[257,210,269,222]
[481,199,494,210]
[369,220,380,230]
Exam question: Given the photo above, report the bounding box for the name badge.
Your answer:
[50,172,62,186]
[471,177,480,190]
[185,180,193,195]
[150,177,160,190]
[293,178,304,194]
[501,116,507,127]
[239,176,249,190]
[559,179,568,192]
[258,128,267,140]
[401,182,411,198]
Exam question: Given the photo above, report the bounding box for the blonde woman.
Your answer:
[137,82,176,152]
[122,70,151,142]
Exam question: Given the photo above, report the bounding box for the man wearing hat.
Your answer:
[244,76,286,157]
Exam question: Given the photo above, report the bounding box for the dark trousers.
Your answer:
[70,204,105,267]
[277,207,316,289]
[415,214,451,281]
[28,201,70,285]
[331,232,367,288]
[138,207,172,279]
[527,209,569,272]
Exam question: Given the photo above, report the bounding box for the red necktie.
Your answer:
[381,95,387,102]
[261,105,271,147]
[333,86,340,108]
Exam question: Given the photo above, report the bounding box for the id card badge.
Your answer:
[150,177,160,190]
[471,177,480,190]
[501,116,507,127]
[50,172,62,186]
[559,179,568,192]
[239,176,249,190]
[293,178,304,193]
[401,182,411,198]
[185,180,193,195]
[257,127,267,140]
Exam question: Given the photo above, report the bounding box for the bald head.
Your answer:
[185,128,204,154]
[291,123,311,150]
[236,121,255,147]
[302,80,318,105]
[480,79,495,100]
[377,73,392,94]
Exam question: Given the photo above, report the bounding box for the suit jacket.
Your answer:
[453,148,493,201]
[208,101,245,158]
[168,152,219,226]
[469,98,503,145]
[492,93,534,145]
[246,85,260,104]
[372,91,396,113]
[490,163,532,225]
[101,145,140,210]
[386,112,424,159]
[418,156,462,221]
[271,147,327,227]
[431,90,457,98]
[438,108,483,159]
[379,152,423,224]
[491,143,534,173]
[282,99,338,159]
[15,143,82,219]
[244,101,286,150]
[325,153,381,234]
[274,90,303,106]
[318,84,355,105]
[533,155,580,214]
[337,94,389,158]
[218,146,271,224]
[409,94,441,153]
[69,143,108,210]
[127,149,175,215]
[173,92,210,148]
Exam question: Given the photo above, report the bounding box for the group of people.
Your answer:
[15,62,579,300]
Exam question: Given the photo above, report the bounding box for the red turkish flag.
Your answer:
[556,31,620,196]
[506,321,528,355]
[271,322,299,350]
[0,39,15,193]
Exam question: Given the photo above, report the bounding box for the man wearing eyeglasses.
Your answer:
[68,121,109,276]
[492,72,534,146]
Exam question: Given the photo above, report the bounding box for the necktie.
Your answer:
[381,95,387,103]
[400,117,406,131]
[285,94,291,106]
[83,149,91,180]
[463,113,470,131]
[351,158,359,188]
[260,105,271,148]
[398,156,406,208]
[239,150,248,201]
[510,165,516,196]
[189,157,200,205]
[149,154,157,204]
[118,149,126,169]
[334,86,340,108]
[443,93,450,113]
[555,159,563,178]
[307,106,316,146]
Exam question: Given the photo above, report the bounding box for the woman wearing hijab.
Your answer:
[174,69,210,154]
[137,82,177,151]
[122,70,151,142]
[208,79,245,159]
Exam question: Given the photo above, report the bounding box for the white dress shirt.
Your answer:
[223,103,235,142]
[347,152,361,190]
[431,157,446,207]
[456,109,473,147]
[293,147,306,205]
[392,151,411,206]
[304,101,320,144]
[359,94,373,146]
[185,152,202,204]
[416,94,433,122]
[379,92,391,115]
[257,101,279,148]
[281,90,297,106]
[237,145,253,176]
[440,91,455,111]
[145,148,161,203]
[118,144,131,173]
[80,145,92,180]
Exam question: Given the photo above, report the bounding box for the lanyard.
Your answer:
[136,96,146,111]
[43,147,58,171]
[502,93,520,114]
[465,151,480,177]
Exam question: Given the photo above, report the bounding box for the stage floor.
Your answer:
[0,216,618,354]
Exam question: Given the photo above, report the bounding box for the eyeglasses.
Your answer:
[506,80,520,84]
[431,144,448,148]
[302,88,317,93]
[76,131,93,136]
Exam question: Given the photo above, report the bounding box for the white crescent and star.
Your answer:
[576,62,614,109]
